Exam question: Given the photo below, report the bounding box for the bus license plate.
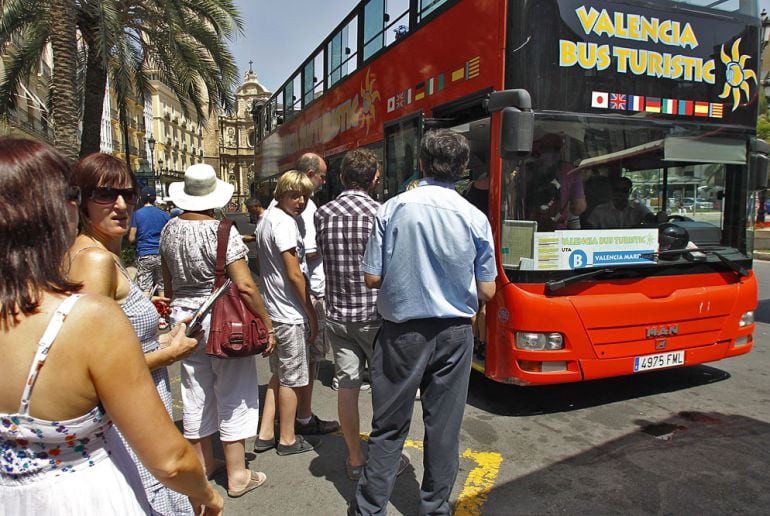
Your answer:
[633,350,685,372]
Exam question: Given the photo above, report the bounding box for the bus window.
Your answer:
[327,16,358,87]
[384,114,421,197]
[501,117,743,270]
[418,0,451,21]
[363,0,386,60]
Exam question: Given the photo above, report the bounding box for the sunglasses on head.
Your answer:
[89,186,138,205]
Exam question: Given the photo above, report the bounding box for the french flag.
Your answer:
[629,95,645,111]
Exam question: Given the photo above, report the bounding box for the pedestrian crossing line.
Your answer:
[454,449,503,516]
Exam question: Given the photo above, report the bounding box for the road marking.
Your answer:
[455,449,504,516]
[360,434,502,514]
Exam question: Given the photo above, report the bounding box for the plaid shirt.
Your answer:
[315,189,380,322]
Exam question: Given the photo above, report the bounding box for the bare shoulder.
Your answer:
[69,245,114,267]
[66,293,127,329]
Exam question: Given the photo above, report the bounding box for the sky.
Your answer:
[229,0,355,93]
[229,0,770,93]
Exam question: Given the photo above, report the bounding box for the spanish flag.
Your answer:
[694,101,709,117]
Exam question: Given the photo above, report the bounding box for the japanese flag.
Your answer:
[591,91,609,109]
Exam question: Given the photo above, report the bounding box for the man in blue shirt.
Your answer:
[353,129,497,515]
[129,187,170,296]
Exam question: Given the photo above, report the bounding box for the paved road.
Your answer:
[166,218,770,515]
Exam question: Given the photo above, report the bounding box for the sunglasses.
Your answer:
[89,186,138,205]
[66,185,82,204]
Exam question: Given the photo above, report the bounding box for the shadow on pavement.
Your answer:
[466,365,730,417]
[479,411,770,515]
[755,298,770,324]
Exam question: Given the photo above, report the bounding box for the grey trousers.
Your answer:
[354,317,473,516]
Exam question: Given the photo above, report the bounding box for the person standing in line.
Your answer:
[315,149,410,481]
[0,138,222,516]
[129,186,171,328]
[293,153,340,436]
[245,197,265,225]
[351,129,497,515]
[161,164,274,498]
[67,153,203,514]
[253,171,321,455]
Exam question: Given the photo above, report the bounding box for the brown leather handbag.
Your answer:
[205,218,269,358]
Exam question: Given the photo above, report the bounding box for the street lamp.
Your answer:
[147,136,157,197]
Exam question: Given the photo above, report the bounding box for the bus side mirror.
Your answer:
[500,107,534,159]
[750,138,769,190]
[486,89,534,159]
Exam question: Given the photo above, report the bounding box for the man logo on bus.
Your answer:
[718,38,756,111]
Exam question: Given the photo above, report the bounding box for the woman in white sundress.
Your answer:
[0,138,223,515]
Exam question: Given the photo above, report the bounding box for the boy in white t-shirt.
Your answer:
[253,171,319,455]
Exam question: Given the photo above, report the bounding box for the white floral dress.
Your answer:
[0,295,151,515]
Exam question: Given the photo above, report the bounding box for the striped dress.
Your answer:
[116,264,193,516]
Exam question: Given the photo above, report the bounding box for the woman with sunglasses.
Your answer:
[0,138,222,515]
[66,153,202,515]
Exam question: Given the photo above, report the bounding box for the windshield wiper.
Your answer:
[546,268,615,292]
[640,247,749,277]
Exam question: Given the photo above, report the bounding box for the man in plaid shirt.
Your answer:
[315,148,409,481]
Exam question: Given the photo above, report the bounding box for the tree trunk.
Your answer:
[48,0,80,161]
[79,32,107,157]
[120,104,131,171]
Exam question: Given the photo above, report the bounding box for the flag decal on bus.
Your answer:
[592,91,725,119]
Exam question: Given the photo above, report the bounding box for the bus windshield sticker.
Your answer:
[534,229,658,270]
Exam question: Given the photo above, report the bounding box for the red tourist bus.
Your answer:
[251,0,767,385]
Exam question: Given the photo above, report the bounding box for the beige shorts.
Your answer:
[326,318,380,389]
[268,322,310,388]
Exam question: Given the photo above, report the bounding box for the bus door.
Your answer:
[384,113,422,197]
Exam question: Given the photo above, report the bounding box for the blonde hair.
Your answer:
[405,179,420,191]
[274,170,314,201]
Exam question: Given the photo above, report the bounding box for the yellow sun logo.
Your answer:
[359,69,381,135]
[718,38,757,111]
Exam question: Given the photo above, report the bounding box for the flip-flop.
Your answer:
[227,470,267,498]
[206,459,226,480]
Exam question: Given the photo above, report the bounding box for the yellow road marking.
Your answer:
[360,434,502,514]
[455,449,504,516]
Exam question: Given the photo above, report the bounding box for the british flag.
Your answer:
[395,91,406,109]
[609,93,627,110]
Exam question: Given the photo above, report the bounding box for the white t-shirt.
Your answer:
[296,198,325,298]
[264,197,326,298]
[256,205,307,324]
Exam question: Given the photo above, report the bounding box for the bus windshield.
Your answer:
[500,116,752,271]
[668,0,758,16]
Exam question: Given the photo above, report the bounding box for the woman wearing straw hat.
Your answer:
[161,164,276,499]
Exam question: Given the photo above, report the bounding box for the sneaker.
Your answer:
[276,435,319,456]
[252,437,276,453]
[360,382,371,392]
[295,414,339,435]
[332,377,339,391]
[415,389,421,401]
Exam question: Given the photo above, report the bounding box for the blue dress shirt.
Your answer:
[362,178,497,323]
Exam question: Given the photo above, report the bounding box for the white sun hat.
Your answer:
[168,164,234,211]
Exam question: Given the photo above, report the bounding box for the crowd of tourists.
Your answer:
[0,128,496,515]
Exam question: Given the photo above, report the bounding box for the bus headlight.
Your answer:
[739,311,755,327]
[515,332,564,350]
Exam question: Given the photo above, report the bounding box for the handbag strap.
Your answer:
[215,218,233,288]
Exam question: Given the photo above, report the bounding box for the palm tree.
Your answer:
[0,0,242,158]
[1,0,80,159]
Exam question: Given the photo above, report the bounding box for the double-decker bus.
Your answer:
[251,0,767,385]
